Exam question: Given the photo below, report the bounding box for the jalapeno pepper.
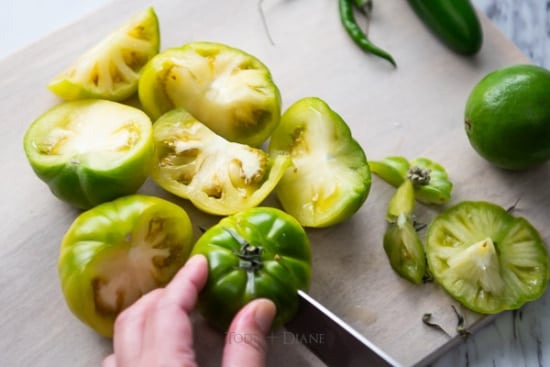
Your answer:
[408,0,483,55]
[338,0,396,67]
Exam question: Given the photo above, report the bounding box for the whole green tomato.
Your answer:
[58,194,194,337]
[191,207,312,331]
[23,99,154,209]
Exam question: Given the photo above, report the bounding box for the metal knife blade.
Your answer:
[285,290,402,367]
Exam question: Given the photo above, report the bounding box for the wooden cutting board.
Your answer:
[1,0,545,366]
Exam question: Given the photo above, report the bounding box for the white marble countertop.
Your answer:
[2,1,549,367]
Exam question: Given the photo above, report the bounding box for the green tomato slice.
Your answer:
[369,156,453,205]
[268,97,371,228]
[23,99,154,209]
[384,213,426,284]
[58,194,194,337]
[48,7,160,101]
[426,201,549,314]
[151,108,291,216]
[191,207,312,330]
[138,41,281,146]
[386,179,416,222]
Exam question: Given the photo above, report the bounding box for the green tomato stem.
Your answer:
[407,165,432,186]
[225,227,264,272]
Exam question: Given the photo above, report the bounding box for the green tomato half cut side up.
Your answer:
[138,41,282,146]
[58,194,194,337]
[23,99,154,209]
[269,97,371,228]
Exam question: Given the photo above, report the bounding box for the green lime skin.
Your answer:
[464,64,550,170]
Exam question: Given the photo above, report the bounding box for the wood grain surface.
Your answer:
[0,0,543,366]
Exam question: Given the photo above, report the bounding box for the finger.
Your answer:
[113,288,164,366]
[142,255,208,362]
[222,298,276,367]
[163,254,209,312]
[101,354,116,367]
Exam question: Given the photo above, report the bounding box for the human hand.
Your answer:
[102,254,277,367]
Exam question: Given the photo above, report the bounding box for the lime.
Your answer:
[464,64,550,169]
[48,7,160,101]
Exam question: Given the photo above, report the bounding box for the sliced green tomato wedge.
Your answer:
[384,213,426,284]
[426,201,550,314]
[48,7,160,101]
[268,97,371,228]
[138,41,281,146]
[151,108,291,216]
[58,194,194,337]
[23,99,154,209]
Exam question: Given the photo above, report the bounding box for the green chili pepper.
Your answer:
[338,0,396,67]
[352,0,372,15]
[408,0,483,55]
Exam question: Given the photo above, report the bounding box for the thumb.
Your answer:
[221,299,276,367]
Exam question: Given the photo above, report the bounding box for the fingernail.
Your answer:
[254,299,277,334]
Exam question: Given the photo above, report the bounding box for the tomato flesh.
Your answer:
[151,108,290,215]
[58,195,194,337]
[426,201,549,314]
[23,99,154,209]
[269,97,371,227]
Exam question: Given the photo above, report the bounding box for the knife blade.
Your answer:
[285,290,402,367]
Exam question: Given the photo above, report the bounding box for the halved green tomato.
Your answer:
[426,201,549,314]
[268,97,371,228]
[369,156,453,205]
[58,194,194,337]
[151,108,291,216]
[48,7,160,101]
[23,99,154,209]
[138,41,281,146]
